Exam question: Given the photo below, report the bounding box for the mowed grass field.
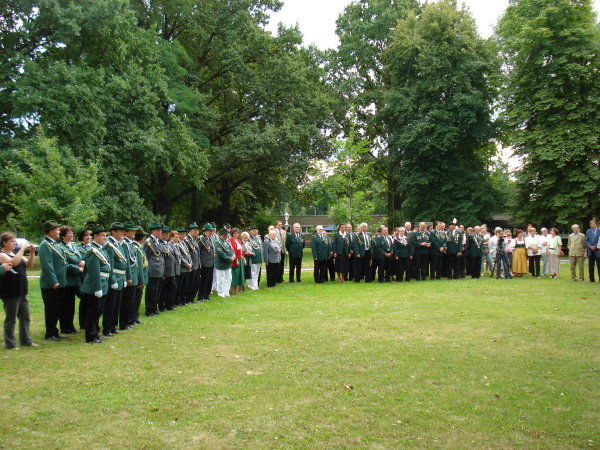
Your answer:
[1,268,598,448]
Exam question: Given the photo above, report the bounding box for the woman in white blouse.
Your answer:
[525,227,542,278]
[539,227,550,276]
[546,228,562,278]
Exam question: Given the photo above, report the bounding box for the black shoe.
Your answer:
[89,338,104,344]
[120,326,132,331]
[45,336,60,342]
[111,329,120,334]
[135,319,142,324]
[103,332,112,337]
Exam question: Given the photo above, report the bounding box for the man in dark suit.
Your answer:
[285,222,305,282]
[586,219,599,282]
[310,225,330,284]
[346,223,355,281]
[351,223,372,283]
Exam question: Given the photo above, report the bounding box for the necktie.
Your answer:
[364,233,369,250]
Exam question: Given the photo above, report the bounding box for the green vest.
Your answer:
[39,237,67,289]
[122,238,139,285]
[214,237,234,270]
[132,241,149,285]
[248,236,263,264]
[80,242,111,296]
[104,237,131,290]
[61,241,83,287]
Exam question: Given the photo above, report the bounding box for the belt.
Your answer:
[100,272,110,278]
[113,269,126,275]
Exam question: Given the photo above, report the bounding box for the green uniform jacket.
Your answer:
[38,237,67,289]
[351,231,372,257]
[429,230,446,255]
[132,241,148,285]
[412,230,431,255]
[214,237,234,270]
[248,236,263,264]
[81,242,111,296]
[122,238,138,286]
[104,237,131,290]
[311,234,331,261]
[373,235,393,258]
[78,243,91,256]
[393,236,413,258]
[468,233,483,257]
[333,232,350,256]
[446,230,463,254]
[61,242,83,287]
[285,232,305,259]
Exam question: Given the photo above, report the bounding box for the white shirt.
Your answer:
[525,234,541,257]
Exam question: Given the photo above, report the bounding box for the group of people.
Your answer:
[0,217,598,349]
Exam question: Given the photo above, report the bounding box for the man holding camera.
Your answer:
[494,228,512,279]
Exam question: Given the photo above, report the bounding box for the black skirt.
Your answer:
[244,264,252,280]
[334,254,349,274]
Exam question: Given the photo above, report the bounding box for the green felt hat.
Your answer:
[176,227,186,233]
[43,220,61,233]
[209,222,216,228]
[188,222,199,230]
[149,222,162,230]
[108,222,125,231]
[90,225,106,235]
[223,223,231,229]
[218,228,228,236]
[248,225,258,231]
[123,221,138,231]
[203,223,214,231]
[161,226,170,233]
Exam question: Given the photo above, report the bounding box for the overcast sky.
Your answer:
[265,0,600,48]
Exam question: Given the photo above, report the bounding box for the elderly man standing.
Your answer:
[274,221,287,283]
[568,224,587,281]
[286,223,305,283]
[586,219,599,282]
[311,225,330,284]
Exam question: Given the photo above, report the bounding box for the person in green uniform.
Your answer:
[80,225,111,343]
[429,222,447,280]
[468,225,484,279]
[58,225,85,334]
[412,222,431,281]
[393,227,413,282]
[103,222,131,337]
[132,228,148,324]
[333,224,350,283]
[121,222,139,329]
[372,225,393,282]
[351,223,373,283]
[311,225,330,284]
[445,222,463,279]
[39,220,67,341]
[76,229,92,330]
[285,223,305,283]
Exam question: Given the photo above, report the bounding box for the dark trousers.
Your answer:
[2,296,32,348]
[103,288,122,334]
[396,257,410,281]
[348,254,355,281]
[469,256,482,278]
[160,276,177,310]
[496,253,511,278]
[193,269,202,300]
[327,258,335,281]
[120,285,136,329]
[183,270,195,302]
[589,252,599,281]
[177,272,188,304]
[375,257,392,282]
[59,286,77,333]
[414,253,428,280]
[84,293,104,343]
[447,253,460,279]
[353,251,371,282]
[41,288,61,339]
[277,253,286,283]
[369,257,377,281]
[266,262,278,287]
[77,289,86,330]
[289,257,302,282]
[145,277,162,315]
[199,266,214,300]
[529,254,541,277]
[133,286,143,322]
[429,253,441,280]
[459,252,467,278]
[313,259,328,283]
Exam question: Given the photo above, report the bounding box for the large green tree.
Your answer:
[331,0,418,223]
[381,0,500,225]
[497,0,600,225]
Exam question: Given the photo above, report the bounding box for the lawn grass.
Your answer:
[1,268,598,448]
